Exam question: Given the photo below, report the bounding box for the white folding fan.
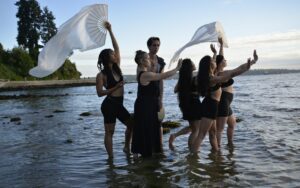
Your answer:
[29,4,108,78]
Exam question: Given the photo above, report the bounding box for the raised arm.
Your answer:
[218,37,224,56]
[174,82,178,93]
[105,22,120,65]
[142,59,182,82]
[211,50,258,84]
[96,73,124,97]
[210,44,217,61]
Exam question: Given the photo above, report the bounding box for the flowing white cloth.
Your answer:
[169,21,228,67]
[29,4,108,78]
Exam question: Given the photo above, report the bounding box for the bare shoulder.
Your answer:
[96,72,102,79]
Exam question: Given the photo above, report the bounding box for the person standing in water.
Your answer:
[131,50,182,158]
[209,37,237,148]
[192,45,258,153]
[96,22,132,158]
[147,37,166,150]
[169,59,201,151]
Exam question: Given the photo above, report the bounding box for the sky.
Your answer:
[0,0,300,77]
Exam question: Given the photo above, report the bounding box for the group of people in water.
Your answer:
[96,22,258,159]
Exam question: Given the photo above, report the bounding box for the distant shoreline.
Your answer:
[1,69,300,91]
[0,79,96,91]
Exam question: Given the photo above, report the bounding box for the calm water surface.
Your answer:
[0,73,299,187]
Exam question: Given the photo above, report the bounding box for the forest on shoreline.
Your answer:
[0,0,81,81]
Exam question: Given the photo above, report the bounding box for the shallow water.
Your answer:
[1,73,300,187]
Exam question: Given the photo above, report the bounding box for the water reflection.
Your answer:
[182,147,239,187]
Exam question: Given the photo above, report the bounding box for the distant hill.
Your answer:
[123,69,300,83]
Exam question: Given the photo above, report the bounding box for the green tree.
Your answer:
[40,7,57,44]
[15,0,42,61]
[9,47,35,77]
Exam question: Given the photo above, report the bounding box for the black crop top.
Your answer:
[105,69,123,89]
[209,84,221,92]
[221,78,234,88]
[208,76,221,92]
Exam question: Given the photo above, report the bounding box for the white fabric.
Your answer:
[169,21,228,67]
[30,4,108,78]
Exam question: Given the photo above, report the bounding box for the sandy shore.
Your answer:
[0,78,96,91]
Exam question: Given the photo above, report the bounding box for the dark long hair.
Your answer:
[178,59,194,111]
[97,48,122,77]
[197,55,211,97]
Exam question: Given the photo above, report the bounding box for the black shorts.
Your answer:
[218,91,233,117]
[201,97,219,120]
[181,96,202,121]
[101,96,130,124]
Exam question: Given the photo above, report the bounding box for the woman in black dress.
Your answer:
[131,50,182,158]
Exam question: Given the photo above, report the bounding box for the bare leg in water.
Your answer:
[104,123,115,158]
[169,126,191,150]
[227,114,236,146]
[193,118,219,153]
[188,120,200,151]
[209,120,220,151]
[123,117,134,153]
[214,116,228,147]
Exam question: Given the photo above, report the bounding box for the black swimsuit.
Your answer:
[201,83,220,120]
[218,79,234,117]
[180,77,202,121]
[101,69,130,124]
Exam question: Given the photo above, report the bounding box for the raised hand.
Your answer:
[218,37,223,46]
[210,44,217,54]
[104,21,112,31]
[253,50,258,62]
[249,50,258,66]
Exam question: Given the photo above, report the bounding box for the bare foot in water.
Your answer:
[169,134,176,150]
[133,153,139,160]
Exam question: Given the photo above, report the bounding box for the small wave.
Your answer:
[274,108,300,113]
[235,93,250,97]
[0,93,70,100]
[252,114,273,119]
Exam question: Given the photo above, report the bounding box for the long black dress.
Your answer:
[131,71,161,157]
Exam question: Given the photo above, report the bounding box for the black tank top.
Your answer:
[137,71,159,97]
[105,69,123,89]
[221,78,234,88]
[208,76,221,93]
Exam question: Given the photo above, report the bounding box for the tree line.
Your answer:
[0,0,81,81]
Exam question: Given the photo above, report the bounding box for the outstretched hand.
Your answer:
[210,44,217,54]
[250,50,258,66]
[253,50,258,62]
